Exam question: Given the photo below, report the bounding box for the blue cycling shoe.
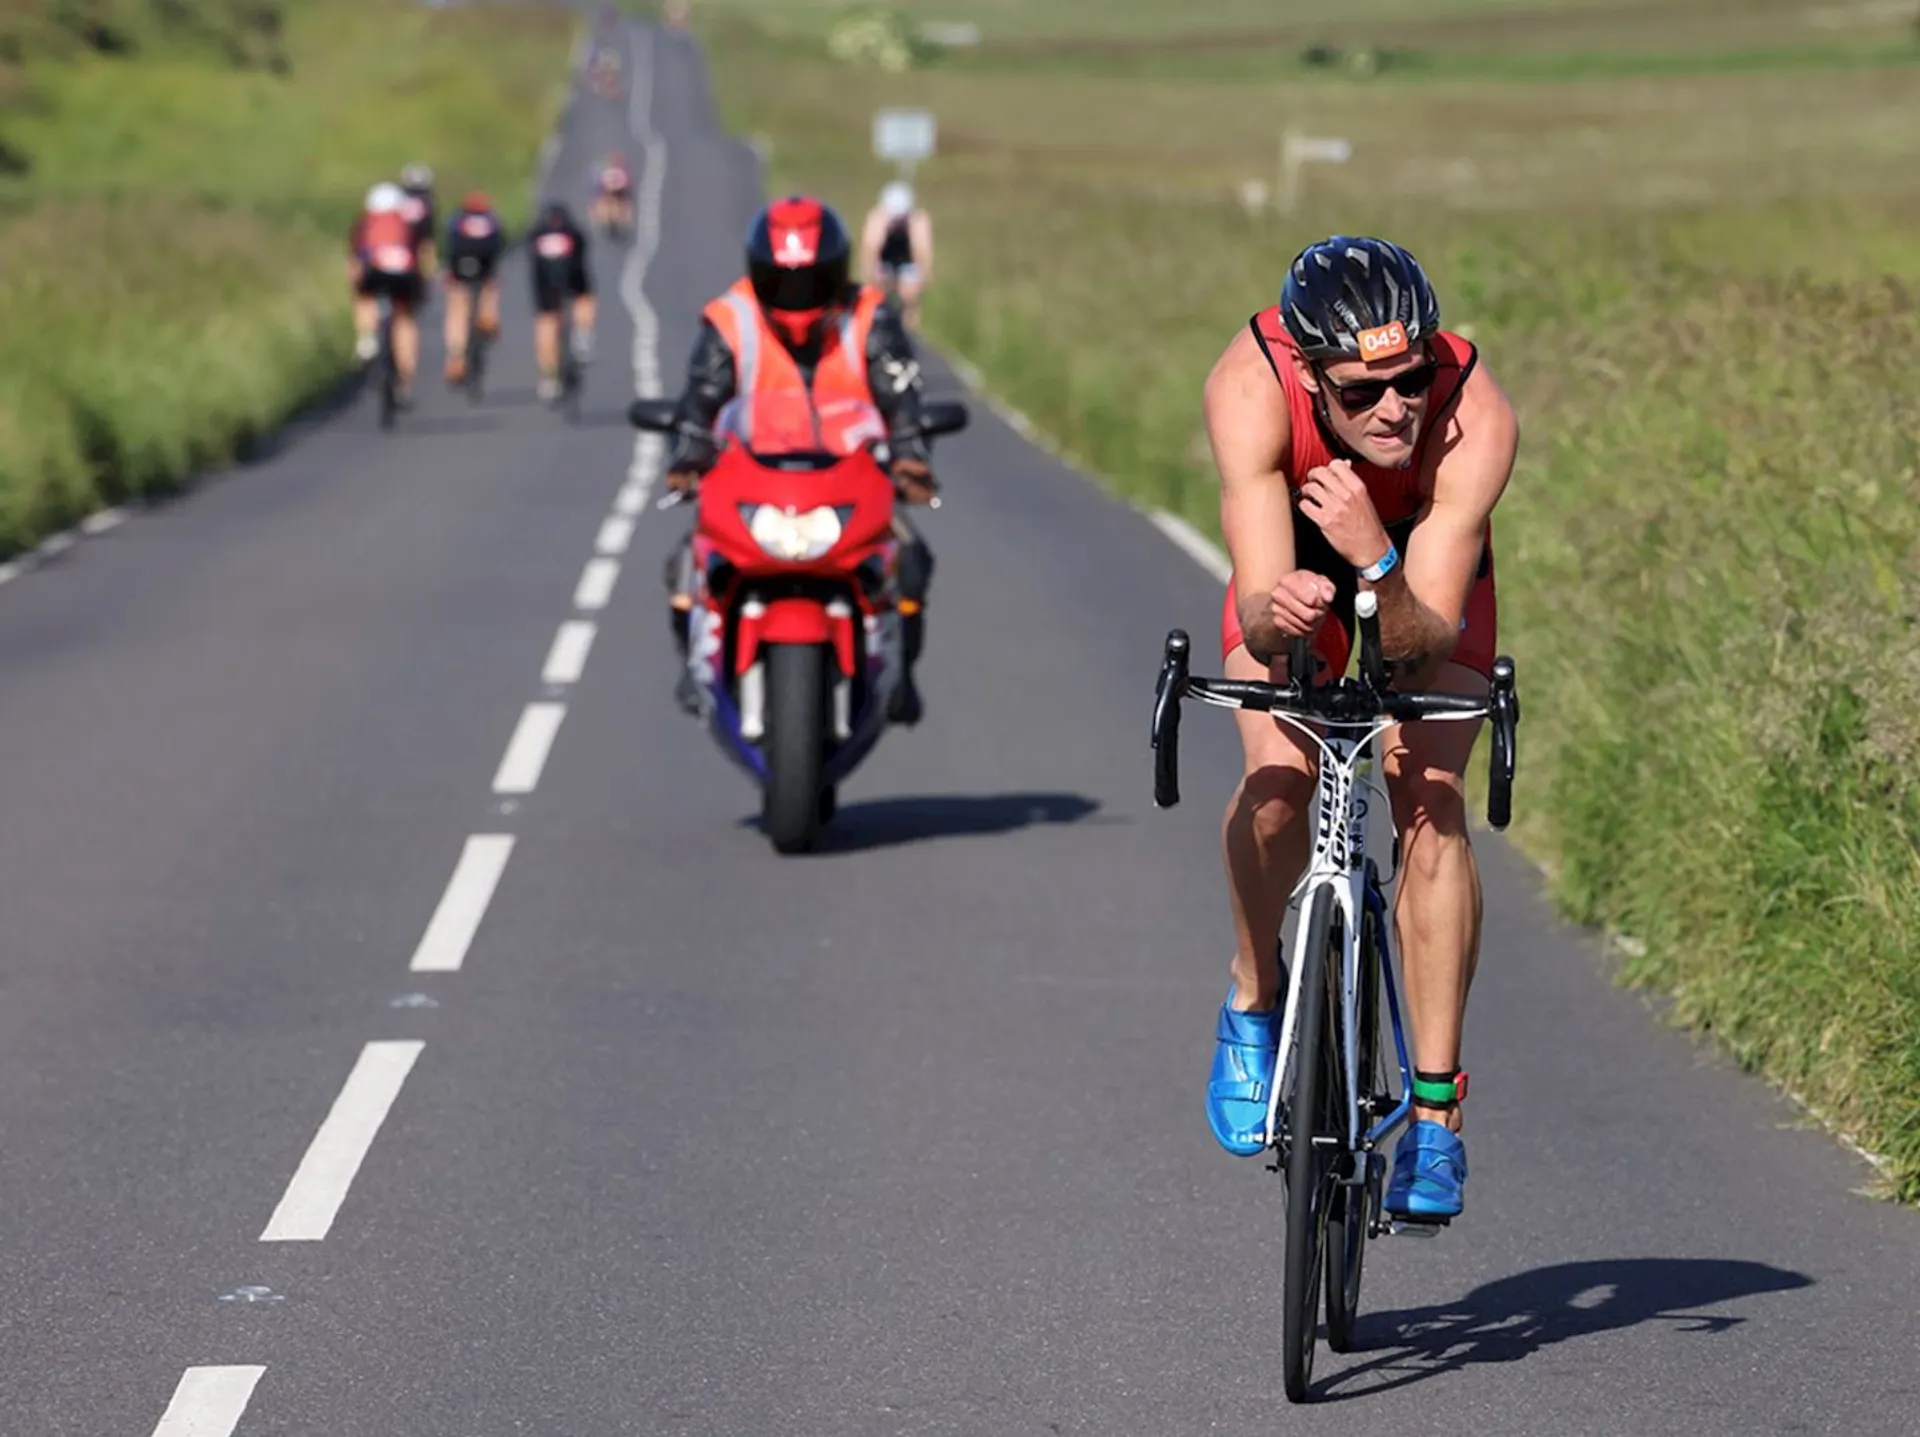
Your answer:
[1206,998,1278,1157]
[1384,1120,1467,1219]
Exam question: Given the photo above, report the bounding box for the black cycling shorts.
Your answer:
[356,267,423,307]
[532,265,592,314]
[448,250,500,284]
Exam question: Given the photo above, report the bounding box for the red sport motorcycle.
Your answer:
[627,388,968,853]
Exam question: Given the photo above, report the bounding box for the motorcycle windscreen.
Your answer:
[714,390,886,462]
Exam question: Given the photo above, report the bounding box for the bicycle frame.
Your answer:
[1151,592,1518,1189]
[1257,714,1420,1164]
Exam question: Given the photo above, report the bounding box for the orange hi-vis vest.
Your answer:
[702,278,885,403]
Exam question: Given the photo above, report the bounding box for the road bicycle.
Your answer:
[1150,589,1519,1402]
[458,275,493,405]
[373,294,400,431]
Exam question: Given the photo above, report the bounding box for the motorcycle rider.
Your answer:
[661,195,938,724]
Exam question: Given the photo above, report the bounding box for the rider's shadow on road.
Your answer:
[746,790,1110,853]
[1318,1257,1812,1401]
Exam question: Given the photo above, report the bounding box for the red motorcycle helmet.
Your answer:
[747,196,852,350]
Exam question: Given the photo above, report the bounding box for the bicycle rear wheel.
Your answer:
[1282,884,1342,1403]
[377,304,398,430]
[1325,878,1384,1352]
[464,283,487,403]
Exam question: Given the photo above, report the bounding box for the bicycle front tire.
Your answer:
[1282,884,1341,1403]
[1325,879,1384,1352]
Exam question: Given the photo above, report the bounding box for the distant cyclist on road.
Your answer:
[348,181,424,406]
[441,190,505,387]
[1200,236,1519,1221]
[526,198,596,403]
[398,162,440,283]
[858,181,934,332]
[591,152,635,238]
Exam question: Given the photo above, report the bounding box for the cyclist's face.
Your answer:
[1297,342,1435,470]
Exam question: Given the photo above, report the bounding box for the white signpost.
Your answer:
[873,107,938,179]
[1278,129,1353,214]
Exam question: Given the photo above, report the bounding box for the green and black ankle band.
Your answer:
[1411,1069,1469,1108]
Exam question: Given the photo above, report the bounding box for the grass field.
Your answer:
[683,0,1920,1199]
[0,0,576,552]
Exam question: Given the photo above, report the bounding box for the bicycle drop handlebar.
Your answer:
[1151,590,1520,829]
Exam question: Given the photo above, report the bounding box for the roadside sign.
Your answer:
[1287,136,1352,165]
[1278,129,1353,213]
[873,108,937,172]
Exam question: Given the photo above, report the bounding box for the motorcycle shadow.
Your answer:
[742,790,1107,854]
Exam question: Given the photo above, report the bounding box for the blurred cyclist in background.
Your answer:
[591,152,635,239]
[526,199,596,402]
[442,190,505,387]
[348,182,423,404]
[398,162,439,283]
[858,180,934,332]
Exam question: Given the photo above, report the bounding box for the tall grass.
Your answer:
[700,8,1920,1199]
[0,0,575,552]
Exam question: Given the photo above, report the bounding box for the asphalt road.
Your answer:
[1,17,1915,1436]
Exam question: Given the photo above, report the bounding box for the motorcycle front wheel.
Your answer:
[762,642,829,854]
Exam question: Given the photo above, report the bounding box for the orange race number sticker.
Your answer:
[1357,321,1409,360]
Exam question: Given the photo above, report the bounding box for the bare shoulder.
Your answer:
[1429,352,1519,510]
[1205,326,1284,424]
[1204,323,1291,479]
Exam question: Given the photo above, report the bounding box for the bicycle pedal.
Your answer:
[1384,1216,1450,1238]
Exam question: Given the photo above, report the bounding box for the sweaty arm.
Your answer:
[666,319,737,472]
[1206,329,1300,667]
[1366,361,1519,690]
[866,303,929,463]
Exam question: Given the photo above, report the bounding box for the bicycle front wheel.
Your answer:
[1325,881,1383,1352]
[1282,884,1342,1403]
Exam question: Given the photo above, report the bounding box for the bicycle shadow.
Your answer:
[1317,1257,1812,1401]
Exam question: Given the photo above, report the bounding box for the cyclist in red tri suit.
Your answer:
[1201,236,1519,1221]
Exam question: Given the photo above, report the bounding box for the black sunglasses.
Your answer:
[1320,360,1439,414]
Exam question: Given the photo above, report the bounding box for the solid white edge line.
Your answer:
[152,1366,267,1437]
[492,702,567,795]
[543,619,598,686]
[595,514,635,555]
[1146,510,1232,584]
[409,834,516,973]
[259,1042,424,1242]
[574,556,620,611]
[621,21,668,506]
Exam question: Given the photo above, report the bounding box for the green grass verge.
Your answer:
[0,0,577,555]
[697,3,1920,1200]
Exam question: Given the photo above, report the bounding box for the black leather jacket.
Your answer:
[666,290,930,473]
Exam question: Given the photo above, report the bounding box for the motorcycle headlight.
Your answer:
[741,503,852,562]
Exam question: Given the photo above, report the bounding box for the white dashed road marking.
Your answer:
[543,620,598,685]
[150,1366,267,1437]
[409,834,516,973]
[260,1042,424,1242]
[493,702,567,795]
[574,556,621,611]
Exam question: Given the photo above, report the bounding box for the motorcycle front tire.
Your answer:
[762,642,829,854]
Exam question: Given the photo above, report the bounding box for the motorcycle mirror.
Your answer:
[920,400,970,440]
[627,398,678,432]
